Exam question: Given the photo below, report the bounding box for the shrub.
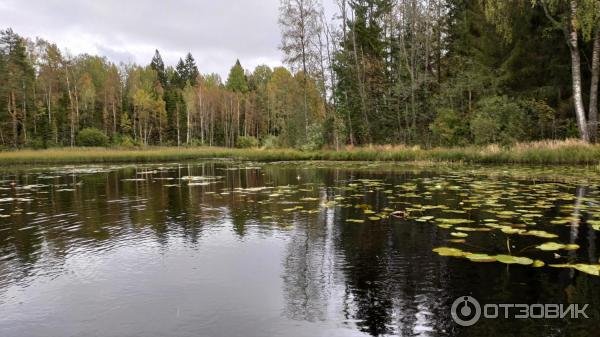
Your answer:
[429,108,470,146]
[120,136,136,148]
[300,123,325,151]
[26,137,47,149]
[261,135,280,149]
[76,128,109,147]
[190,139,205,147]
[470,95,528,145]
[111,134,138,148]
[236,136,259,148]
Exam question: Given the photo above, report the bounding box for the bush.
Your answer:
[261,135,280,149]
[26,137,47,149]
[300,123,325,151]
[76,128,109,147]
[111,134,138,148]
[470,95,528,145]
[120,136,136,148]
[429,108,470,146]
[236,136,259,148]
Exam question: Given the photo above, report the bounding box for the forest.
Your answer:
[0,0,599,151]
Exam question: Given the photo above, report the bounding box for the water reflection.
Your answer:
[0,162,599,336]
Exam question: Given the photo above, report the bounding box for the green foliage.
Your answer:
[26,137,46,149]
[261,135,280,149]
[300,123,325,151]
[0,0,593,150]
[150,49,167,88]
[236,136,259,148]
[430,108,470,146]
[112,134,137,148]
[226,60,248,93]
[76,128,109,147]
[470,96,528,145]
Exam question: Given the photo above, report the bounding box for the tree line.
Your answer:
[1,0,599,149]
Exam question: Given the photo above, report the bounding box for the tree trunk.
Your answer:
[9,91,18,147]
[112,101,117,136]
[568,0,590,142]
[176,103,181,146]
[186,104,191,145]
[351,16,371,143]
[65,70,75,147]
[22,80,27,143]
[589,26,600,142]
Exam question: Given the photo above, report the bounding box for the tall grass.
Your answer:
[0,139,598,165]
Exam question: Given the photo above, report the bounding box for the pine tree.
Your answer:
[150,49,167,88]
[226,60,248,93]
[184,52,199,86]
[173,58,187,88]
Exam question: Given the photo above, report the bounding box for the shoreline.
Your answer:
[0,140,599,166]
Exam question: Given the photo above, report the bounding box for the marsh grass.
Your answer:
[0,139,598,165]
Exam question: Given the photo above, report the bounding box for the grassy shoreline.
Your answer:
[0,140,598,165]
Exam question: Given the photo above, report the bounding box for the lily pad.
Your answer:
[532,260,545,268]
[520,230,558,239]
[465,253,496,263]
[455,227,492,232]
[432,247,467,257]
[435,218,474,225]
[450,232,469,238]
[536,242,580,251]
[494,255,534,265]
[549,264,600,276]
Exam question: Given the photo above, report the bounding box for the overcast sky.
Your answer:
[0,0,338,78]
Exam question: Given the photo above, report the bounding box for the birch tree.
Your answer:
[279,0,323,139]
[482,0,600,142]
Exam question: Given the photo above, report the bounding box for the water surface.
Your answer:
[0,161,599,337]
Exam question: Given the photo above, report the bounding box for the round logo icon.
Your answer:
[451,296,481,326]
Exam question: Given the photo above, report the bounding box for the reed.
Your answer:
[0,139,598,165]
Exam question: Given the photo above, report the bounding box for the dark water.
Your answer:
[0,161,599,337]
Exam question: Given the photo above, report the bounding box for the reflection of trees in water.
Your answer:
[279,171,454,336]
[281,205,333,322]
[1,166,600,336]
[0,163,229,283]
[332,172,462,336]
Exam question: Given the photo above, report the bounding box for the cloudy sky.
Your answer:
[0,0,337,78]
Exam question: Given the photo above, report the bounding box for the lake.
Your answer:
[0,161,599,337]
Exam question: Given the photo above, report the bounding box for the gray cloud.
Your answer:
[1,0,293,77]
[2,0,339,77]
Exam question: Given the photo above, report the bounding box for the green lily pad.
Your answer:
[549,264,600,276]
[435,218,474,225]
[500,227,525,235]
[432,247,467,257]
[455,227,492,232]
[451,232,469,238]
[447,239,466,243]
[520,230,558,239]
[494,255,534,265]
[465,253,496,262]
[532,260,545,268]
[536,242,580,251]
